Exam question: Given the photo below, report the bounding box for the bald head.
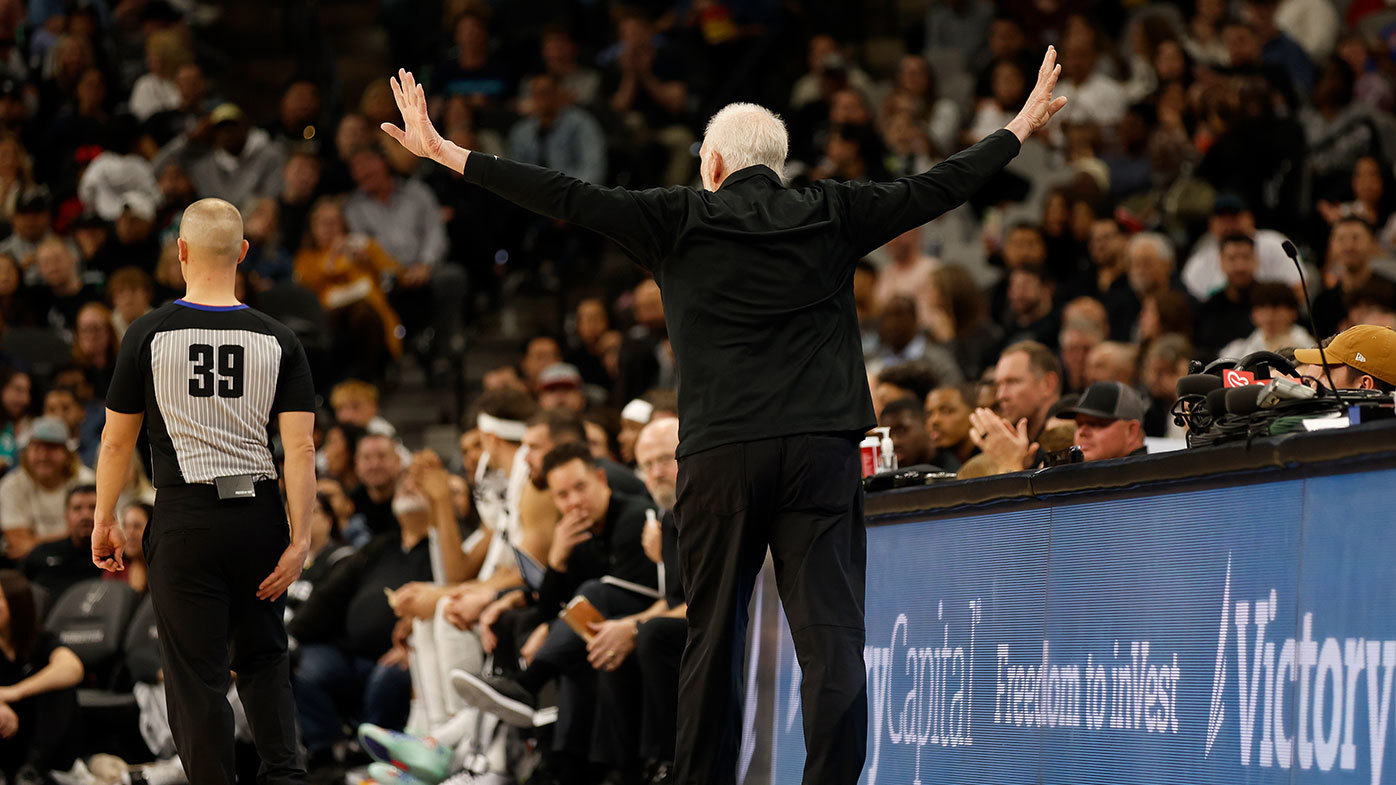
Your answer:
[178,198,247,266]
[701,102,788,191]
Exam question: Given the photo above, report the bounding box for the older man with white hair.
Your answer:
[383,48,1068,785]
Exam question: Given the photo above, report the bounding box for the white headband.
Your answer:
[621,399,654,424]
[477,413,528,442]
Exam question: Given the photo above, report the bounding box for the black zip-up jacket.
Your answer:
[463,130,1023,457]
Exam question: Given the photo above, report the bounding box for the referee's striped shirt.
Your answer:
[106,299,316,487]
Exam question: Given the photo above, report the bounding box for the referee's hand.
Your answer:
[257,540,310,602]
[91,516,126,572]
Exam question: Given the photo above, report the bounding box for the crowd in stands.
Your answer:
[0,0,1394,783]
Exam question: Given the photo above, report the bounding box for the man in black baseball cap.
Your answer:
[1059,381,1148,462]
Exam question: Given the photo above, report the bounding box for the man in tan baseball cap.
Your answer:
[1293,324,1396,391]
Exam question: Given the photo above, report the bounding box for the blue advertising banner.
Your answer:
[747,471,1396,785]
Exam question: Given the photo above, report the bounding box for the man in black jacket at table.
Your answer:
[381,50,1067,785]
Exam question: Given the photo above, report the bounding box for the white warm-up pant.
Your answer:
[406,598,506,772]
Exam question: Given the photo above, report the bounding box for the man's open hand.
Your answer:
[1006,46,1069,143]
[381,69,466,172]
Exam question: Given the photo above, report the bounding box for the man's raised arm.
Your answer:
[380,69,680,270]
[837,46,1068,256]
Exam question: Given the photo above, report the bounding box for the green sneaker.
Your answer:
[357,724,453,784]
[368,762,428,785]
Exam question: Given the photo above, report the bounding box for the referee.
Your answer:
[92,198,316,785]
[384,48,1065,785]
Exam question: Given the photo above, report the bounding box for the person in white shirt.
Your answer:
[0,417,94,560]
[127,30,188,122]
[1219,282,1315,358]
[1182,196,1301,300]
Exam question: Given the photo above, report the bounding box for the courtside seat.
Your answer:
[47,579,140,689]
[124,595,162,685]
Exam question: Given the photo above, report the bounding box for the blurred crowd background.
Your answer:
[0,0,1392,781]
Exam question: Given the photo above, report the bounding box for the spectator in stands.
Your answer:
[71,302,116,397]
[1059,316,1105,394]
[0,135,31,227]
[1345,277,1396,329]
[1221,282,1315,356]
[160,103,285,207]
[0,188,54,286]
[0,253,33,327]
[537,363,587,413]
[1313,217,1387,337]
[1293,324,1396,390]
[873,226,937,327]
[318,421,366,496]
[0,367,29,474]
[1141,334,1191,438]
[879,398,936,467]
[1245,0,1316,93]
[603,11,693,186]
[110,502,151,593]
[430,9,513,109]
[343,146,465,370]
[349,432,403,539]
[284,492,353,647]
[1056,34,1127,127]
[616,398,656,467]
[1085,341,1139,386]
[107,266,155,340]
[883,54,960,156]
[1001,263,1059,350]
[77,114,161,227]
[566,297,616,390]
[1125,232,1180,310]
[241,195,293,283]
[128,29,188,122]
[510,338,558,395]
[1181,195,1300,301]
[536,26,600,106]
[0,569,84,782]
[482,364,528,394]
[853,259,879,355]
[967,341,1062,475]
[0,417,93,559]
[290,471,443,769]
[1195,234,1261,356]
[926,383,979,473]
[790,34,875,112]
[41,385,97,468]
[929,264,1002,381]
[331,379,396,438]
[86,193,162,278]
[866,295,961,382]
[873,362,941,417]
[295,197,404,381]
[1060,381,1149,461]
[268,80,321,151]
[509,73,606,184]
[277,148,321,257]
[21,483,98,599]
[1086,217,1139,341]
[616,280,672,404]
[966,57,1028,143]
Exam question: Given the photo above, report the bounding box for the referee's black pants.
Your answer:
[673,434,867,785]
[146,481,306,785]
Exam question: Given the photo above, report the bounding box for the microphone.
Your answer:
[1176,373,1224,398]
[1225,385,1265,416]
[1205,387,1231,418]
[1258,376,1317,409]
[1282,240,1348,407]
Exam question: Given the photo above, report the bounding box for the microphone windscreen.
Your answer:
[1205,387,1231,416]
[1226,385,1265,416]
[1176,374,1224,398]
[1282,240,1299,260]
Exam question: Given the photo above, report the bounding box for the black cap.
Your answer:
[1046,393,1081,420]
[1212,193,1247,216]
[14,187,51,213]
[1060,382,1146,422]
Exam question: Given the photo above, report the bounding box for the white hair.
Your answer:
[1126,231,1175,268]
[703,103,789,181]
